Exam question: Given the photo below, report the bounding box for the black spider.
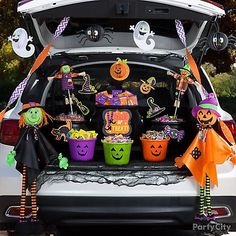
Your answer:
[76,24,113,46]
[197,22,236,55]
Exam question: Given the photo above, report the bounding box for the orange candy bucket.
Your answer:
[140,137,170,162]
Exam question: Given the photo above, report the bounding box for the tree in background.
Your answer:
[0,0,31,106]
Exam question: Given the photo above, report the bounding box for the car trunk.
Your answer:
[18,0,224,173]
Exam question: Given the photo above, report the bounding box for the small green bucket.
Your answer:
[101,140,133,165]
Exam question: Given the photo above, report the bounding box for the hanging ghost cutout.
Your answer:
[8,28,35,58]
[130,21,155,51]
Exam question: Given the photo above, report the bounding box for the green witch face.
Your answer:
[23,107,43,126]
[61,65,71,74]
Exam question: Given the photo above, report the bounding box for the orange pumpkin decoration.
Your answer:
[110,58,130,81]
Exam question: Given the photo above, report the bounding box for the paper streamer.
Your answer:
[0,17,70,122]
[175,19,201,84]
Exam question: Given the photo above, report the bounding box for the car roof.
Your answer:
[18,0,225,16]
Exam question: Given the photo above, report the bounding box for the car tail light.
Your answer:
[5,206,33,219]
[218,120,236,142]
[204,206,231,218]
[203,0,224,10]
[0,120,20,146]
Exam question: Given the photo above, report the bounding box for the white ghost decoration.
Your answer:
[8,28,35,58]
[130,21,155,51]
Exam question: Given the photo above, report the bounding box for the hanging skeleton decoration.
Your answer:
[197,21,236,55]
[76,24,113,45]
[175,94,236,235]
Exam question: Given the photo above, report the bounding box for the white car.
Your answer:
[0,0,236,233]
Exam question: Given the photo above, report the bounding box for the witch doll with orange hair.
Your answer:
[175,94,235,235]
[6,102,68,235]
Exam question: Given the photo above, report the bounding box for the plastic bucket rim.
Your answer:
[101,140,133,144]
[68,138,97,141]
[140,137,170,142]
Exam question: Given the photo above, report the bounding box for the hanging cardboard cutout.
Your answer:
[130,21,155,51]
[110,58,130,81]
[8,28,35,58]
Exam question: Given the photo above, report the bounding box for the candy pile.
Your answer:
[141,130,168,140]
[68,129,98,140]
[103,135,132,143]
[155,115,183,123]
[55,113,85,122]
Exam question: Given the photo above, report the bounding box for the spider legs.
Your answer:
[104,33,113,43]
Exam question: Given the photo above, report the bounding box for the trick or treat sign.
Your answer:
[102,109,132,135]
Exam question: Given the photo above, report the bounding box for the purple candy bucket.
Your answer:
[68,138,97,161]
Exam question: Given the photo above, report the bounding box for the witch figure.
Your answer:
[175,94,235,236]
[6,102,68,235]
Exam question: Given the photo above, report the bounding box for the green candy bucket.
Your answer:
[101,140,133,165]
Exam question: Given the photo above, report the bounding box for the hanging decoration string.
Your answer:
[175,19,201,84]
[0,17,70,122]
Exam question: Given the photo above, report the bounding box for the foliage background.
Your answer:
[0,0,235,118]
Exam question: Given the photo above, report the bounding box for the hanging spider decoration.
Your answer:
[76,24,114,46]
[197,21,236,55]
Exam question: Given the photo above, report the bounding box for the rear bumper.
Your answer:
[1,196,236,229]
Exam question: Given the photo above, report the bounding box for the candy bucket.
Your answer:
[140,137,170,162]
[68,138,97,161]
[101,140,133,165]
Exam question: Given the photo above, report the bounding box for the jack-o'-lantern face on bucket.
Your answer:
[110,60,130,81]
[197,109,217,127]
[111,147,124,160]
[150,144,162,157]
[77,144,89,157]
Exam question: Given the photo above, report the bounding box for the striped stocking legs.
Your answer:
[19,165,27,222]
[31,180,38,221]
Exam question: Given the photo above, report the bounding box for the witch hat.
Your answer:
[146,97,166,119]
[78,73,97,94]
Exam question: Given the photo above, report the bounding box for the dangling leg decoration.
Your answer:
[199,186,205,218]
[19,165,27,222]
[30,180,38,222]
[205,175,213,219]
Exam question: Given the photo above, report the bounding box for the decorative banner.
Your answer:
[0,17,70,122]
[130,21,155,51]
[175,19,201,84]
[8,28,35,58]
[103,109,132,135]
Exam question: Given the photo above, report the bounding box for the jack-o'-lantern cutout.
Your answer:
[77,143,89,157]
[150,144,162,157]
[140,77,156,94]
[111,147,124,160]
[197,109,217,127]
[110,58,130,81]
